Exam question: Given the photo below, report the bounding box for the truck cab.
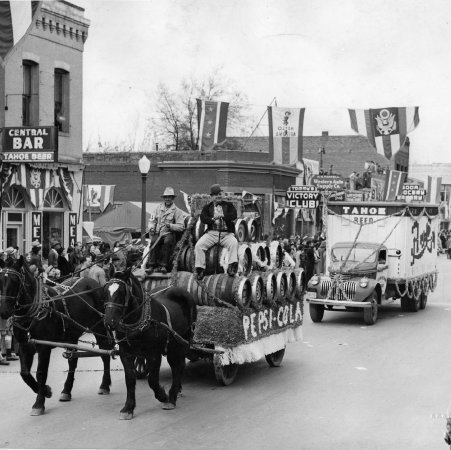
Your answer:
[306,242,389,325]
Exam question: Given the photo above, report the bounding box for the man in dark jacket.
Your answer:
[194,184,238,280]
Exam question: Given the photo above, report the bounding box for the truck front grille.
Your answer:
[320,280,357,300]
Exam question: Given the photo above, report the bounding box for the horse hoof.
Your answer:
[162,402,175,410]
[30,408,45,416]
[97,388,110,395]
[45,385,52,399]
[119,412,133,420]
[59,392,72,402]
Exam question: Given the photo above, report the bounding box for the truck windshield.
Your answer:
[331,246,377,263]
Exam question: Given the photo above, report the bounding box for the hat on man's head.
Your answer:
[210,184,223,196]
[5,247,17,256]
[161,187,177,198]
[31,240,41,248]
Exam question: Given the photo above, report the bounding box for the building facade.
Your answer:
[0,1,89,256]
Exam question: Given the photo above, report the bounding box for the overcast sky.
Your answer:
[77,0,451,164]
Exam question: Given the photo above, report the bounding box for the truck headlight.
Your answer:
[310,275,319,286]
[359,277,369,288]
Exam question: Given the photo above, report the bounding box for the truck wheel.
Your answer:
[265,348,285,367]
[363,292,378,325]
[408,295,420,312]
[400,296,410,312]
[420,293,428,310]
[213,355,238,386]
[309,303,324,323]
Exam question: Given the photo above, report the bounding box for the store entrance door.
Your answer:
[6,225,22,253]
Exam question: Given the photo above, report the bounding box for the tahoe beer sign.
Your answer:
[2,126,58,162]
[286,185,320,208]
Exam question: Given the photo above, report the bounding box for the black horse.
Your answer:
[103,267,197,419]
[0,256,112,416]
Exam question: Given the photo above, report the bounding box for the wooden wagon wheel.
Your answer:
[265,347,286,367]
[213,354,239,386]
[134,357,150,379]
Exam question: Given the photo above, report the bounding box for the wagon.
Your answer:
[133,264,305,385]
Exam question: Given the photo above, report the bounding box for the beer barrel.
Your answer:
[238,243,252,276]
[292,268,306,297]
[284,270,297,302]
[273,270,288,303]
[249,243,266,270]
[246,217,260,242]
[269,241,283,269]
[177,245,194,273]
[176,271,251,307]
[261,271,277,306]
[247,272,264,308]
[264,245,271,268]
[205,245,225,275]
[235,218,248,243]
[142,276,171,293]
[194,217,207,243]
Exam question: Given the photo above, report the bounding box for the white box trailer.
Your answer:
[306,201,439,325]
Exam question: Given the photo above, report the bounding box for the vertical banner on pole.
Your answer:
[68,213,77,248]
[31,212,42,244]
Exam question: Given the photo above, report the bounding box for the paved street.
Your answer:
[1,255,451,449]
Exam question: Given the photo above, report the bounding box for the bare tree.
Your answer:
[150,69,251,151]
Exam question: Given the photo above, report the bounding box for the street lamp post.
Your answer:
[319,131,329,173]
[138,155,151,246]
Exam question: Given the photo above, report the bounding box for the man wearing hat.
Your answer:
[29,241,44,274]
[4,247,17,266]
[145,187,185,274]
[194,184,239,280]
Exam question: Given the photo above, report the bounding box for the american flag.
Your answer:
[348,107,419,160]
[383,170,407,201]
[0,1,40,60]
[196,99,229,151]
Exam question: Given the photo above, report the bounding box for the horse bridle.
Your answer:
[0,268,43,320]
[105,278,132,313]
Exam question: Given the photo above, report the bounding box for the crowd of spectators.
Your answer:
[278,234,327,282]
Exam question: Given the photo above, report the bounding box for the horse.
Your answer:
[103,267,197,419]
[0,256,113,416]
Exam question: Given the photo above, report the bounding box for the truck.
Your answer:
[305,201,439,325]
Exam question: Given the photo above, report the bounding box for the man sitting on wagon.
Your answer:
[145,187,186,274]
[194,184,239,281]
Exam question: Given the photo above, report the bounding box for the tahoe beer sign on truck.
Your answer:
[1,127,58,162]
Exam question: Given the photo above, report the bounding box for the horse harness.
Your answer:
[105,278,188,351]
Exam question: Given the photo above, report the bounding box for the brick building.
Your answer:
[82,135,409,237]
[0,1,89,255]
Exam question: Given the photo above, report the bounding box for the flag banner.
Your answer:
[83,185,115,211]
[268,106,305,165]
[180,190,191,213]
[348,106,419,159]
[383,170,407,201]
[302,158,319,185]
[196,99,229,151]
[426,176,442,204]
[58,168,75,208]
[0,1,40,60]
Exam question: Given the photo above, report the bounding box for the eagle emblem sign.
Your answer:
[375,109,397,135]
[30,169,41,188]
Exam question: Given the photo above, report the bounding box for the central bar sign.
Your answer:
[286,185,320,208]
[1,126,58,162]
